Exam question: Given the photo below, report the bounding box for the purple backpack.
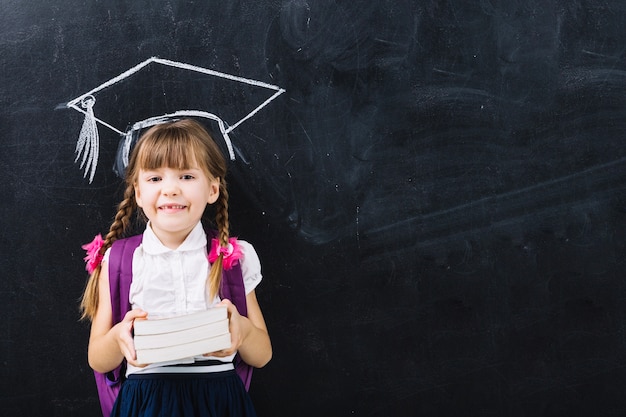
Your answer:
[94,232,253,417]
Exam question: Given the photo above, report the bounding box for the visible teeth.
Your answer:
[162,205,185,209]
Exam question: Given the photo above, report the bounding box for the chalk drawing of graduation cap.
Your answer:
[66,57,286,183]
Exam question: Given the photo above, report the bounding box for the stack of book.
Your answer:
[134,307,231,364]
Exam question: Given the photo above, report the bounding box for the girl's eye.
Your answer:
[147,177,161,182]
[181,174,195,180]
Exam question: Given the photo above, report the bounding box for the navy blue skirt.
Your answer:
[110,370,257,417]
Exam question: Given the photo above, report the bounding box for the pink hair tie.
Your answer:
[208,237,242,270]
[81,234,105,274]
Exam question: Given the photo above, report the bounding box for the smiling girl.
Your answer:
[80,119,271,416]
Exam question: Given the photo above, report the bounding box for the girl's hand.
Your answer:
[205,299,243,358]
[203,290,271,368]
[115,308,148,367]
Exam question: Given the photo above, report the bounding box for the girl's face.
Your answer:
[134,165,219,249]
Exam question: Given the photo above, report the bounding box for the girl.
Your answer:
[80,119,272,416]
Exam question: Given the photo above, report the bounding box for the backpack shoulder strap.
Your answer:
[93,234,143,417]
[224,260,254,390]
[108,235,143,324]
[221,263,248,317]
[205,227,254,389]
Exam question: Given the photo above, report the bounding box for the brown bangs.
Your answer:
[135,125,208,172]
[126,119,226,187]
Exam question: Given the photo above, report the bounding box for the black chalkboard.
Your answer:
[2,1,626,416]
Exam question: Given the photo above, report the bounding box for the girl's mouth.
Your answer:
[159,204,187,210]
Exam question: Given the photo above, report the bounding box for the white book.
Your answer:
[133,318,229,350]
[134,307,228,335]
[136,332,232,364]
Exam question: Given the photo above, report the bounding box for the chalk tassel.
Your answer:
[74,95,99,183]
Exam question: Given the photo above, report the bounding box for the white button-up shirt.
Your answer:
[128,221,261,316]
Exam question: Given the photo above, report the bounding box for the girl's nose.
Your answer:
[161,178,180,195]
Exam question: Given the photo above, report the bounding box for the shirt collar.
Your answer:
[142,221,207,255]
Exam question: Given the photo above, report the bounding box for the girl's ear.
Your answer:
[207,178,220,204]
[134,183,144,208]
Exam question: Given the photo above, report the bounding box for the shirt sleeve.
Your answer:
[237,240,262,294]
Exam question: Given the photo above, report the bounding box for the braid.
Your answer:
[216,181,230,246]
[104,183,137,247]
[79,183,138,321]
[207,180,230,300]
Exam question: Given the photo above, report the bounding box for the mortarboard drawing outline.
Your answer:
[66,57,286,183]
